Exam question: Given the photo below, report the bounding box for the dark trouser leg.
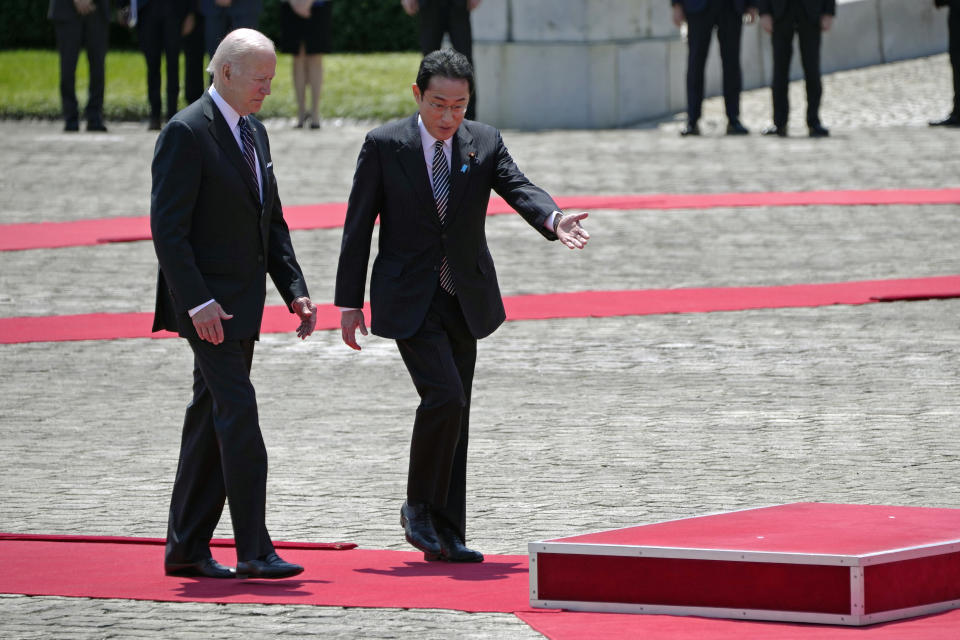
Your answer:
[770,18,795,128]
[446,1,476,120]
[204,10,231,58]
[397,288,477,540]
[81,13,108,125]
[165,339,274,565]
[138,5,163,120]
[796,19,823,127]
[684,12,714,125]
[54,20,82,125]
[162,7,182,120]
[183,13,206,103]
[950,7,959,117]
[716,7,744,121]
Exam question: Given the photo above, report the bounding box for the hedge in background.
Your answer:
[0,0,418,53]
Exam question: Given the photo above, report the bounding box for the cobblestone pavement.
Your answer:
[1,54,959,638]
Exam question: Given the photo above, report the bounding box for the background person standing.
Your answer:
[671,0,758,136]
[48,0,110,132]
[401,0,481,120]
[201,0,262,58]
[930,0,960,127]
[279,0,333,129]
[758,0,836,137]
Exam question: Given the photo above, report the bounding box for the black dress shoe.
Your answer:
[929,115,960,127]
[425,525,484,563]
[680,121,700,136]
[808,124,830,138]
[726,119,749,135]
[762,125,787,137]
[165,557,235,579]
[400,501,441,555]
[64,120,79,132]
[236,552,304,579]
[86,121,108,132]
[148,116,162,131]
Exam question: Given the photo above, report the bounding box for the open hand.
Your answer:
[340,309,368,351]
[556,212,590,250]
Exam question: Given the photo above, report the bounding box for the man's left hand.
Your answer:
[821,15,833,32]
[292,297,317,339]
[556,212,590,250]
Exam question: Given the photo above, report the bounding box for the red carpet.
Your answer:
[2,276,959,344]
[1,535,958,638]
[3,188,959,251]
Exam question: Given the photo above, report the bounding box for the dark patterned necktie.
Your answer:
[238,116,260,201]
[432,140,455,295]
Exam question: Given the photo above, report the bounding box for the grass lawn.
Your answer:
[0,49,421,122]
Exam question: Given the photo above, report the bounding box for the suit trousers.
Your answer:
[182,12,207,104]
[53,13,108,125]
[165,338,275,565]
[137,1,183,121]
[417,0,477,120]
[685,1,745,123]
[770,5,823,128]
[396,285,477,540]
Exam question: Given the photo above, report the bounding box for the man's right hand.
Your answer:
[340,309,368,351]
[760,14,773,34]
[672,4,685,28]
[192,302,233,345]
[401,0,419,17]
[74,0,96,16]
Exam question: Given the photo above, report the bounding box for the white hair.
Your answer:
[207,28,275,80]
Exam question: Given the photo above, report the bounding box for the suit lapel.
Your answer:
[203,94,261,207]
[397,115,442,229]
[447,125,474,225]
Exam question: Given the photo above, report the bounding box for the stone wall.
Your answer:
[471,0,951,129]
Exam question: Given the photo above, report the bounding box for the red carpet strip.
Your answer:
[3,188,959,251]
[2,276,960,345]
[1,535,958,638]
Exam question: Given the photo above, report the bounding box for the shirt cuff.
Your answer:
[545,210,562,231]
[188,299,215,317]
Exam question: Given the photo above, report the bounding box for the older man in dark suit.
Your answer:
[758,0,836,137]
[671,0,758,136]
[48,0,110,132]
[151,28,316,579]
[931,0,960,127]
[335,50,590,563]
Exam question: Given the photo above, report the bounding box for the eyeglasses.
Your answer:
[427,102,467,116]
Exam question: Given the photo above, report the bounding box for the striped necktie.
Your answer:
[238,116,260,201]
[432,140,455,295]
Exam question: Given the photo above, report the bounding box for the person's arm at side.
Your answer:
[821,1,836,32]
[671,1,685,27]
[335,134,384,350]
[150,120,232,344]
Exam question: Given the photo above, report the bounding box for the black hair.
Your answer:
[416,49,475,96]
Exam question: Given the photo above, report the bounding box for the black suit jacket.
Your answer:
[758,0,836,19]
[335,115,559,341]
[151,92,308,341]
[48,0,110,20]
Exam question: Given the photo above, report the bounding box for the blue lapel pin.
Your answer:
[460,163,468,173]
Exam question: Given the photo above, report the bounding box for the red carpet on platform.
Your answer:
[3,188,959,251]
[1,534,959,639]
[2,276,959,345]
